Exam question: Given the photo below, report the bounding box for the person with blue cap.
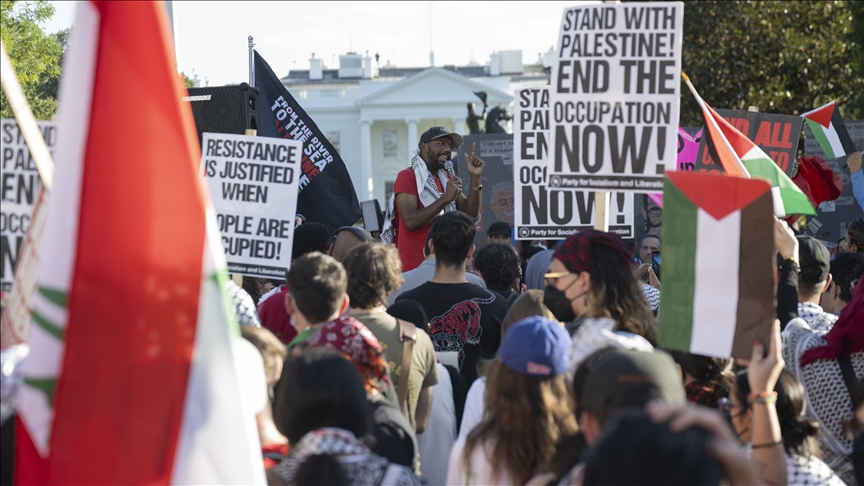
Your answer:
[445,316,577,485]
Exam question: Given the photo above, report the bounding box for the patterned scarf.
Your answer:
[380,151,455,244]
[800,279,864,366]
[307,315,393,388]
[290,427,370,459]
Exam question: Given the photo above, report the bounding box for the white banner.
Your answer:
[1,119,56,292]
[514,87,633,240]
[202,132,301,279]
[548,2,683,192]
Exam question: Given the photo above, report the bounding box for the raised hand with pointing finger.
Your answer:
[464,142,485,177]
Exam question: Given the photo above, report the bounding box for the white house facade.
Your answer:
[281,50,552,206]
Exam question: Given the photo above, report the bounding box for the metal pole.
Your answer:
[248,36,255,87]
[0,40,53,190]
[594,0,618,231]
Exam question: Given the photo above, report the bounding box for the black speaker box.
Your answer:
[182,83,258,146]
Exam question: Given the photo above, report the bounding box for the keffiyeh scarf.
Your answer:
[381,152,455,244]
[291,427,369,459]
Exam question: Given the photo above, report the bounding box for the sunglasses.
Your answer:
[543,271,571,286]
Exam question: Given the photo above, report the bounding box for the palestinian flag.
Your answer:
[682,74,815,217]
[801,101,857,160]
[15,2,264,484]
[658,171,775,360]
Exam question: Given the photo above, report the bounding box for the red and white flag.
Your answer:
[15,2,264,483]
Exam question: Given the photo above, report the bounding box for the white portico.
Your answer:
[354,68,512,203]
[282,50,551,206]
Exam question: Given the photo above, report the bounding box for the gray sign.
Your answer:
[803,119,864,251]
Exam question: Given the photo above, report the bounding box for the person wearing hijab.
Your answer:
[306,315,421,475]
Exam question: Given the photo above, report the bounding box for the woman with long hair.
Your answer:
[727,369,844,485]
[446,316,577,485]
[458,290,558,439]
[543,230,656,341]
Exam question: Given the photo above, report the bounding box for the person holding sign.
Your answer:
[383,127,485,271]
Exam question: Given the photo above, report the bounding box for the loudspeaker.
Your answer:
[182,82,258,146]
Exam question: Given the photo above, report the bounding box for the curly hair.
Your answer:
[848,218,864,250]
[291,222,331,261]
[667,350,734,407]
[343,243,404,309]
[831,252,864,303]
[473,243,521,291]
[464,361,577,485]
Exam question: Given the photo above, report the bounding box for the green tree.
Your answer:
[676,1,863,126]
[181,72,195,89]
[0,0,66,120]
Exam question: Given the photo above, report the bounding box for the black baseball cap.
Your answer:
[487,221,512,237]
[581,349,685,426]
[797,235,830,284]
[419,126,463,146]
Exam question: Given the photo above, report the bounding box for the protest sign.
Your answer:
[633,126,699,244]
[514,87,634,240]
[254,51,362,232]
[203,132,301,279]
[676,126,702,172]
[1,119,56,292]
[455,133,515,248]
[695,109,803,176]
[548,2,683,192]
[803,119,864,249]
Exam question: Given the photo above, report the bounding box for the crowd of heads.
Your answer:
[3,207,864,486]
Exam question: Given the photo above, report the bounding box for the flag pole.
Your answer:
[0,40,54,190]
[248,36,255,87]
[236,35,257,287]
[681,71,750,177]
[593,0,619,233]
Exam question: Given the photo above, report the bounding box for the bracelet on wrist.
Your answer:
[751,440,782,449]
[748,391,778,405]
[782,255,799,266]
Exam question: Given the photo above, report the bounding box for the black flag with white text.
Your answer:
[254,50,362,232]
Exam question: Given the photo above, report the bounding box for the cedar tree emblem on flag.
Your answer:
[15,2,265,484]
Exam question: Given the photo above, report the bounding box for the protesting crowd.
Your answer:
[2,1,864,485]
[10,124,864,486]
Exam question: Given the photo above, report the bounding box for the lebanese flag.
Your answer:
[801,101,857,160]
[682,74,815,217]
[15,2,264,484]
[658,171,775,360]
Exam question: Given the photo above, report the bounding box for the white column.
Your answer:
[452,117,465,138]
[359,120,373,201]
[406,118,419,155]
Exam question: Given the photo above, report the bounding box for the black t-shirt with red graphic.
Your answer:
[396,282,506,384]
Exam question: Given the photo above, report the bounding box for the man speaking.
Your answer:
[382,127,485,271]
